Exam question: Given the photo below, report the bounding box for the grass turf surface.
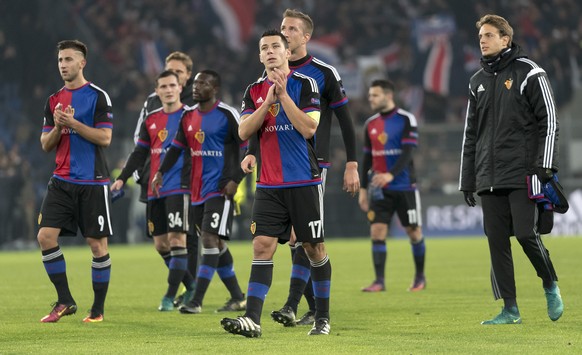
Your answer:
[0,237,580,354]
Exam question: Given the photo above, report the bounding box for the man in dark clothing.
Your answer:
[459,14,564,325]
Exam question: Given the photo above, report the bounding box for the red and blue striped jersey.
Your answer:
[42,83,113,185]
[363,108,418,191]
[137,105,190,200]
[171,101,243,205]
[241,73,321,188]
[289,55,349,167]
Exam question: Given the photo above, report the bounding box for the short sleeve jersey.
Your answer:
[171,101,242,204]
[241,72,321,188]
[363,108,418,191]
[42,82,113,185]
[137,105,190,199]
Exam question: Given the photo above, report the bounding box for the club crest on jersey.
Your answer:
[378,132,388,145]
[195,130,205,144]
[148,220,155,235]
[250,221,256,235]
[504,78,513,90]
[268,103,280,117]
[157,128,168,142]
[367,210,375,222]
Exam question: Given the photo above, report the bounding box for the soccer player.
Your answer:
[132,51,198,305]
[460,14,563,325]
[242,8,359,327]
[111,70,195,311]
[38,40,113,323]
[221,29,331,338]
[358,79,426,293]
[152,70,247,314]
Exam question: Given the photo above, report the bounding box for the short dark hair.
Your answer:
[370,79,395,93]
[283,9,314,36]
[199,69,221,88]
[261,29,288,49]
[476,14,513,46]
[57,39,88,58]
[156,70,179,86]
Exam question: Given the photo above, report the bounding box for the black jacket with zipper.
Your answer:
[459,43,559,195]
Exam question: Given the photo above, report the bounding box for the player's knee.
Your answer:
[252,236,277,259]
[302,242,326,261]
[201,232,219,248]
[370,223,388,240]
[86,237,108,257]
[406,226,422,241]
[37,228,58,249]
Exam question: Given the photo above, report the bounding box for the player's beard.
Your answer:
[62,70,78,83]
[193,96,210,104]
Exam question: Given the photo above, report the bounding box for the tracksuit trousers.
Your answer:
[480,188,558,300]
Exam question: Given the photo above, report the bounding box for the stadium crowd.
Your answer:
[1,0,581,248]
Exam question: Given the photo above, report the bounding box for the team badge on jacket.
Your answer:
[504,78,513,90]
[195,130,205,144]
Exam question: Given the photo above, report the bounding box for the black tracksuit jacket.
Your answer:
[459,43,559,195]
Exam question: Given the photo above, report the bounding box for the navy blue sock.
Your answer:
[245,260,273,325]
[186,234,199,282]
[42,246,74,305]
[311,255,331,321]
[166,247,188,298]
[372,240,386,283]
[285,245,311,314]
[217,245,244,300]
[91,253,111,316]
[193,247,219,306]
[411,238,426,277]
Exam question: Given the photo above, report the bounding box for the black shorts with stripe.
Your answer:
[190,196,234,240]
[368,189,422,227]
[251,185,324,244]
[146,194,190,237]
[38,177,113,238]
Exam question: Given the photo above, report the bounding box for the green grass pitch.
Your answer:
[0,236,580,354]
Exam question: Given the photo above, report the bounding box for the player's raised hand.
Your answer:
[272,68,288,98]
[265,82,277,105]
